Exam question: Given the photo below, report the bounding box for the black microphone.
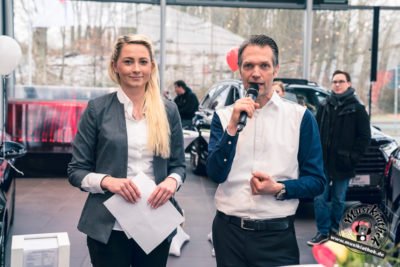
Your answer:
[237,83,259,132]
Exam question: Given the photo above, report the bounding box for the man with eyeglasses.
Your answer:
[307,70,371,246]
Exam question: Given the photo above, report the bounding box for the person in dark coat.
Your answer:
[173,80,199,128]
[307,70,371,246]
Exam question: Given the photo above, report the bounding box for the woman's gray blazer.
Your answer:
[68,92,186,244]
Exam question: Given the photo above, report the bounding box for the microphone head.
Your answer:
[247,82,259,97]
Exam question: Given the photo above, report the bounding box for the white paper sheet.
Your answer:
[103,172,184,254]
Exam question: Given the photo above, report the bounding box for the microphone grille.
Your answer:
[247,83,259,97]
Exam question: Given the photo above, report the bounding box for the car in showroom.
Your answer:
[381,145,400,255]
[185,78,398,204]
[6,85,113,176]
[0,140,26,266]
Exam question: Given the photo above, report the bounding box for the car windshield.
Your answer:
[283,92,298,103]
[285,86,329,115]
[201,84,231,110]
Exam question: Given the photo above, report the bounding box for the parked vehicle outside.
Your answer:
[185,79,398,204]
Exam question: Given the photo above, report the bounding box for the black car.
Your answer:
[185,79,244,175]
[0,141,26,267]
[382,145,400,252]
[185,79,397,204]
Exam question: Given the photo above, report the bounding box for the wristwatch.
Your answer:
[275,183,286,201]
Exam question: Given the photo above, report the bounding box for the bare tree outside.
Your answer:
[11,0,400,120]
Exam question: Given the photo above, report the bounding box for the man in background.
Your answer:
[307,70,371,246]
[174,80,199,128]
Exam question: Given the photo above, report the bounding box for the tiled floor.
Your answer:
[7,169,319,267]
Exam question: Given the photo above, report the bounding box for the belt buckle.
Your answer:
[240,217,255,231]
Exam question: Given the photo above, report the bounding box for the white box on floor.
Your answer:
[11,232,70,267]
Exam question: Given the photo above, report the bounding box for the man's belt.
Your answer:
[216,210,292,231]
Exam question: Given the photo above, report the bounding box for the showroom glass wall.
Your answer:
[8,0,400,119]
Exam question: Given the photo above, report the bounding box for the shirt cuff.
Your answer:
[226,127,237,137]
[168,173,183,190]
[81,172,109,194]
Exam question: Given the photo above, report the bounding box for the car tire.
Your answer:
[189,141,207,176]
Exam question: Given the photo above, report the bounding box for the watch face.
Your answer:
[276,188,286,200]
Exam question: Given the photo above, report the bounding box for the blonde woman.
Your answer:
[68,34,185,267]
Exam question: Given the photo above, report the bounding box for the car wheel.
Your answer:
[189,141,207,176]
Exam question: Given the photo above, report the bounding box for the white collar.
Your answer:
[116,87,131,105]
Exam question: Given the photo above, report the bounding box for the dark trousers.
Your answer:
[87,231,171,267]
[212,212,299,267]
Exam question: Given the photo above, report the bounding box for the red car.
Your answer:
[7,86,112,176]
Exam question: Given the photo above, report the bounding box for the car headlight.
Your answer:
[380,141,398,161]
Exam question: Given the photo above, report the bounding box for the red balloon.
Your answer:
[312,245,336,267]
[226,47,239,72]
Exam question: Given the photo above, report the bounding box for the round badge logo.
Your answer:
[338,203,389,251]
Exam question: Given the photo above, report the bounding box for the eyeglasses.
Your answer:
[331,80,347,85]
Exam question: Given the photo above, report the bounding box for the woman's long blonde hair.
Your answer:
[108,34,170,158]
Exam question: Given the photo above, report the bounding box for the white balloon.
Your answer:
[0,35,22,75]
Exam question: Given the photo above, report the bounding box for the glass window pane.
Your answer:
[13,0,159,99]
[370,9,400,138]
[310,9,373,104]
[165,6,304,97]
[12,0,400,123]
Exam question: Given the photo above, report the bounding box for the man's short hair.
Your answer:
[238,35,279,68]
[332,70,351,82]
[174,80,187,89]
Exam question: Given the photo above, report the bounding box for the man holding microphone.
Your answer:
[207,34,326,267]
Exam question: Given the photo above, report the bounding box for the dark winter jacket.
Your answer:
[316,87,371,180]
[174,88,199,121]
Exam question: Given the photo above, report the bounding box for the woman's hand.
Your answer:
[147,177,177,208]
[101,176,141,203]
